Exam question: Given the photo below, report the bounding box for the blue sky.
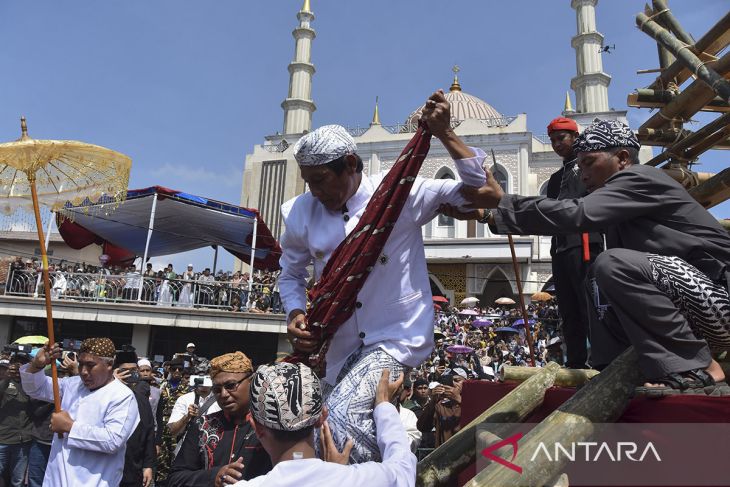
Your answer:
[0,1,727,271]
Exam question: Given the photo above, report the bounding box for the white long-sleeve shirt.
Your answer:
[279,149,487,384]
[20,365,140,487]
[399,405,421,453]
[233,402,416,487]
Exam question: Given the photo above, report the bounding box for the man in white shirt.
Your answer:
[167,375,220,438]
[281,90,486,462]
[20,337,140,487]
[230,363,415,487]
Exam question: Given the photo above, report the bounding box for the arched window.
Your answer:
[492,166,508,192]
[437,171,455,226]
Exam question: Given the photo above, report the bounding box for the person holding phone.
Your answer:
[416,369,465,447]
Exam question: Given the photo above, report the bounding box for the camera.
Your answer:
[3,343,33,362]
[62,339,82,352]
[189,375,212,387]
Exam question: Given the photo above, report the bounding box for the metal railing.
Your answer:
[2,269,283,313]
[345,116,517,138]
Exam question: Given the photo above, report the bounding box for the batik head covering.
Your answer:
[249,362,322,432]
[209,351,253,378]
[80,337,116,358]
[293,124,357,166]
[573,119,640,154]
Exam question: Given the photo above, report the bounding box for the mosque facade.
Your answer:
[238,0,629,306]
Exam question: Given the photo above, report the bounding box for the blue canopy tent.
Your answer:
[57,186,281,271]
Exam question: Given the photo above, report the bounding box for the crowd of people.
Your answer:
[1,87,729,487]
[3,258,282,314]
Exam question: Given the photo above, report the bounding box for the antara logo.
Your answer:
[480,433,662,473]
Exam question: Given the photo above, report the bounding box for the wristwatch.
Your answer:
[477,209,493,225]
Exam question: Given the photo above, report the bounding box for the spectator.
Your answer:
[156,357,190,486]
[166,375,220,440]
[115,347,155,487]
[0,346,33,487]
[416,369,464,448]
[168,351,271,487]
[20,338,139,487]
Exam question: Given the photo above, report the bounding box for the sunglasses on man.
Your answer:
[211,373,252,395]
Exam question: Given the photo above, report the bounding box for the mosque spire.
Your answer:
[563,91,575,115]
[281,1,316,134]
[449,65,462,92]
[371,96,381,126]
[570,0,611,113]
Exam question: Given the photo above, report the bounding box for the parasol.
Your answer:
[531,291,553,302]
[495,297,516,305]
[512,318,537,327]
[446,344,474,354]
[460,296,479,306]
[495,326,520,334]
[432,295,449,303]
[13,335,48,345]
[458,309,479,316]
[0,118,131,423]
[471,319,493,328]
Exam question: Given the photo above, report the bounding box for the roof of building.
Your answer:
[405,70,503,125]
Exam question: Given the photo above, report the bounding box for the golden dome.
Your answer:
[406,81,503,126]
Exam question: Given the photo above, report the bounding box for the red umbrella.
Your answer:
[432,296,449,303]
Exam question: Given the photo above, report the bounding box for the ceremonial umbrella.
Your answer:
[432,295,449,303]
[446,344,474,354]
[0,118,131,418]
[512,318,537,327]
[13,335,48,345]
[458,309,479,316]
[531,291,553,302]
[471,319,493,328]
[495,297,516,305]
[460,296,479,306]
[495,326,520,334]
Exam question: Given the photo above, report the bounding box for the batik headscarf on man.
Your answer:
[573,119,640,153]
[249,362,322,431]
[80,337,116,358]
[209,351,253,378]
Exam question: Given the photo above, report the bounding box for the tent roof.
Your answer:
[58,186,280,270]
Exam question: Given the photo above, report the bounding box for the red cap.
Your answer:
[547,117,578,134]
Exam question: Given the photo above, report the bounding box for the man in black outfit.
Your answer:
[115,348,156,487]
[544,116,603,368]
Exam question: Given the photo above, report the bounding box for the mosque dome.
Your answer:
[405,68,503,126]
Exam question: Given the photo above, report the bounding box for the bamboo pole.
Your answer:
[637,13,730,103]
[629,89,729,112]
[467,348,641,487]
[652,0,695,45]
[417,363,560,487]
[28,175,62,425]
[688,167,730,209]
[649,11,730,90]
[500,365,599,388]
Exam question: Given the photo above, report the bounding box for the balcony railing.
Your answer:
[3,269,283,313]
[345,116,517,137]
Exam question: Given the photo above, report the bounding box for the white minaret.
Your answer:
[570,0,611,113]
[281,0,316,134]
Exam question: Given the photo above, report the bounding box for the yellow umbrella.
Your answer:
[0,117,131,418]
[530,291,553,302]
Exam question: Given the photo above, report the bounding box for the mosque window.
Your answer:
[437,170,455,226]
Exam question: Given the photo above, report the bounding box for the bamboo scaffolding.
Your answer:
[416,363,560,487]
[629,89,729,113]
[644,103,730,167]
[648,11,730,90]
[639,51,730,134]
[637,13,730,103]
[651,0,695,45]
[466,348,641,487]
[688,167,730,209]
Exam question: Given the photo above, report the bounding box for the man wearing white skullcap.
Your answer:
[280,90,487,463]
[230,364,415,486]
